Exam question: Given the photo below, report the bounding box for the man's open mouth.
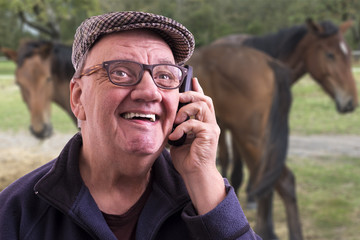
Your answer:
[122,112,157,122]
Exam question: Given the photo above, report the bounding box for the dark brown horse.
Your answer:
[1,40,76,139]
[213,19,358,208]
[188,45,294,240]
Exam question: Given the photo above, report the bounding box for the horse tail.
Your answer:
[249,60,292,199]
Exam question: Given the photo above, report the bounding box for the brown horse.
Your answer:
[213,19,358,206]
[188,44,294,239]
[1,40,76,139]
[188,19,358,240]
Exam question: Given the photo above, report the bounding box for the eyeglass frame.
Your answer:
[73,59,188,90]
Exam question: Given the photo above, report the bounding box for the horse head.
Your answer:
[2,41,55,139]
[299,19,358,113]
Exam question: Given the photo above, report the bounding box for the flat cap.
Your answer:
[72,11,195,70]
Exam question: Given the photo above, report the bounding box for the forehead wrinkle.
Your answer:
[115,41,174,64]
[87,32,175,65]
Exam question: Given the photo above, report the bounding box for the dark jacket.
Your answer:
[0,133,261,240]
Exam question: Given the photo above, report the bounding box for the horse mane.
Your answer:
[243,20,339,60]
[17,40,49,67]
[51,42,75,82]
[316,20,339,37]
[17,40,74,83]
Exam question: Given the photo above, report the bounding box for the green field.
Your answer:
[240,155,360,240]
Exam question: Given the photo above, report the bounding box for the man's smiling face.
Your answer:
[76,30,179,158]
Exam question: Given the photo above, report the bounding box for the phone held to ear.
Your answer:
[168,65,193,146]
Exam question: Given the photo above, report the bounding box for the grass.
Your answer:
[0,60,17,75]
[289,156,360,239]
[238,155,360,240]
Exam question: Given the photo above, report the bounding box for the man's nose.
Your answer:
[131,71,162,102]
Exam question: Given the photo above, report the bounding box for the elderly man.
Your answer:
[0,11,260,239]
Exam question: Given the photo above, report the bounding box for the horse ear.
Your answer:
[306,18,322,35]
[36,42,53,59]
[0,47,18,62]
[339,20,353,34]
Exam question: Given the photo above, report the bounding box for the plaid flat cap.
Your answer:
[72,11,195,69]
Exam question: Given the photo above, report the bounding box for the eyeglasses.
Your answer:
[74,60,188,89]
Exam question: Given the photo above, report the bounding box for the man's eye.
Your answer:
[113,70,128,77]
[158,73,171,79]
[110,66,135,80]
[156,71,175,80]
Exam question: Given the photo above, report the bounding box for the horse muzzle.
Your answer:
[336,98,357,113]
[30,123,53,139]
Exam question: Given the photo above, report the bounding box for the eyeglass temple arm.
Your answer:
[73,64,103,79]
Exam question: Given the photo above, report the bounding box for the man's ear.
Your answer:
[70,78,86,121]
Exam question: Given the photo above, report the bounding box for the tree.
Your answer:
[0,0,359,51]
[0,0,100,48]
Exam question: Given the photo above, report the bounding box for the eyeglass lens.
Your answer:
[106,61,184,89]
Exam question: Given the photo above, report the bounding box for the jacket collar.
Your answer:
[34,133,191,239]
[34,132,84,213]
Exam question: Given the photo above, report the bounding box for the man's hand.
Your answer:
[169,77,225,215]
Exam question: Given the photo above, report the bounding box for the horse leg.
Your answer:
[255,190,278,240]
[229,141,259,210]
[230,136,259,209]
[275,166,303,240]
[230,143,243,195]
[245,174,257,209]
[218,129,246,197]
[218,128,230,177]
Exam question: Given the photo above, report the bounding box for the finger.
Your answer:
[179,91,215,115]
[168,119,200,142]
[169,119,219,144]
[192,77,204,94]
[175,100,216,125]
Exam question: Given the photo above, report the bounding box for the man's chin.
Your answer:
[125,138,164,155]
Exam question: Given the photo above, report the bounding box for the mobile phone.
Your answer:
[168,65,193,146]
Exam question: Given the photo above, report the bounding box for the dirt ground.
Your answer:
[288,134,360,158]
[0,131,74,191]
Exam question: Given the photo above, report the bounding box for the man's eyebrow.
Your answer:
[157,58,176,64]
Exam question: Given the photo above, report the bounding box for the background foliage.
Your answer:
[0,0,360,50]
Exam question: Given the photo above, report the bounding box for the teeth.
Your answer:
[123,113,156,122]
